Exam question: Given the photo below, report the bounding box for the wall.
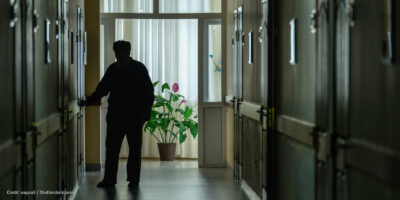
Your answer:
[84,0,101,170]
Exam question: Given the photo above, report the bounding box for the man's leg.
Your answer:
[126,121,144,185]
[102,120,125,184]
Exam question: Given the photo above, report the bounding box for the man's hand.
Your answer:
[78,99,87,107]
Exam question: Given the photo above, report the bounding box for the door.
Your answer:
[24,0,37,196]
[231,6,244,182]
[237,0,264,197]
[76,5,85,183]
[60,0,69,194]
[201,19,225,167]
[259,1,273,199]
[231,7,240,181]
[0,0,23,198]
[335,0,400,199]
[274,0,317,200]
[65,0,80,191]
[33,0,61,198]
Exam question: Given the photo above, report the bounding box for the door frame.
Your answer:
[99,1,227,167]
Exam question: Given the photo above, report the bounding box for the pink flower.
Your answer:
[181,99,187,104]
[172,83,179,93]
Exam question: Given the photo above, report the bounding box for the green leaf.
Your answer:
[179,133,187,144]
[162,83,170,92]
[153,102,164,108]
[167,130,178,139]
[184,106,193,119]
[179,122,186,133]
[155,95,165,103]
[153,81,160,87]
[165,103,173,113]
[171,94,179,102]
[160,118,171,131]
[145,120,157,134]
[190,123,198,139]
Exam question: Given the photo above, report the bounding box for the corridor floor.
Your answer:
[75,159,248,200]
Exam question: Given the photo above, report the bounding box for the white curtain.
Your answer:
[100,0,220,13]
[101,0,153,13]
[112,19,199,159]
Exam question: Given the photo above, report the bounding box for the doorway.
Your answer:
[99,13,225,167]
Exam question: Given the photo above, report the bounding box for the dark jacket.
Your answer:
[85,58,154,123]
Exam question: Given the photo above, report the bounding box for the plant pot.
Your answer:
[157,143,177,161]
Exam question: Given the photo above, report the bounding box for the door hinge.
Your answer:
[267,107,275,130]
[316,131,331,162]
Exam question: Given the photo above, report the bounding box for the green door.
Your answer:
[335,0,400,199]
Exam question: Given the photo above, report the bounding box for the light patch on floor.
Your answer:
[75,159,248,200]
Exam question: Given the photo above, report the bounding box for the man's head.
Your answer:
[113,40,131,61]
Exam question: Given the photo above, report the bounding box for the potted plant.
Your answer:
[144,82,198,161]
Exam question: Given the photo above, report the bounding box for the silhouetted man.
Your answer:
[79,40,154,188]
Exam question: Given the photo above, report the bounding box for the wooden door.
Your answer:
[335,0,400,199]
[274,0,317,199]
[76,5,85,183]
[33,0,61,198]
[259,0,273,199]
[24,0,37,196]
[65,0,80,191]
[239,0,263,197]
[0,2,23,197]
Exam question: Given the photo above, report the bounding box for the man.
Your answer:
[79,40,154,188]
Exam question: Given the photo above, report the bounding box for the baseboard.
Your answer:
[67,182,79,200]
[86,163,101,171]
[241,180,261,200]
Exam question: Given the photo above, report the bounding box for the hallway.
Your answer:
[75,160,247,200]
[1,0,400,199]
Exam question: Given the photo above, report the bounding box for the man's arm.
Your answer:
[141,66,155,122]
[80,66,113,106]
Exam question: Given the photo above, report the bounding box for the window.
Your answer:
[101,0,153,13]
[159,0,221,13]
[204,21,222,102]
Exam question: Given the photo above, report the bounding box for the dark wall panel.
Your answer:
[35,134,59,200]
[242,116,261,196]
[276,134,315,200]
[67,117,78,190]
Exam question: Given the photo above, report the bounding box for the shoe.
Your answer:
[128,182,139,189]
[96,181,115,188]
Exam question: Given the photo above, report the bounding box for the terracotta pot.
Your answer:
[157,143,177,161]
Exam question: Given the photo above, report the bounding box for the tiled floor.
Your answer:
[75,159,248,200]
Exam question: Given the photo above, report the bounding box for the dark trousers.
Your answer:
[103,117,143,184]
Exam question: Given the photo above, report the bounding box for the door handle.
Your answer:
[310,9,317,34]
[257,105,267,123]
[33,10,39,32]
[9,1,18,27]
